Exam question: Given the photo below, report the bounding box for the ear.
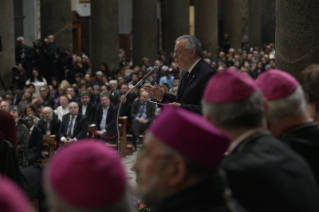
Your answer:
[203,114,217,127]
[166,156,188,188]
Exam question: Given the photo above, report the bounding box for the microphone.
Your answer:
[115,66,159,151]
[142,66,159,81]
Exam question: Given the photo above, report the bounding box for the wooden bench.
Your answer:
[36,136,57,165]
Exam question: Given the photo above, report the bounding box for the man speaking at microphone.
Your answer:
[144,35,216,114]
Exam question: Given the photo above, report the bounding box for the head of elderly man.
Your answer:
[43,107,54,122]
[133,105,230,210]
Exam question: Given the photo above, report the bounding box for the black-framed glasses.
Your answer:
[173,49,189,55]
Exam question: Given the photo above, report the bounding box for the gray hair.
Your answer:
[68,102,79,108]
[176,35,203,58]
[201,90,264,130]
[93,85,100,91]
[100,92,110,99]
[42,106,53,113]
[267,85,307,122]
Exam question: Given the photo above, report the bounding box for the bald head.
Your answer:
[140,91,149,103]
[0,101,10,112]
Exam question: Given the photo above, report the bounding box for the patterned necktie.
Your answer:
[101,108,108,130]
[67,116,74,137]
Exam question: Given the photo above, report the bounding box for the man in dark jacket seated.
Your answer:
[38,106,61,138]
[24,116,43,165]
[93,92,117,142]
[59,102,88,145]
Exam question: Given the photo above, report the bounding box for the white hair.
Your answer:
[109,80,118,85]
[267,85,307,122]
[201,90,264,130]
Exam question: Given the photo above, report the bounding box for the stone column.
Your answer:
[165,0,189,55]
[0,0,15,90]
[261,0,275,45]
[195,0,218,57]
[132,0,157,66]
[91,0,119,72]
[40,0,72,51]
[248,0,262,48]
[222,0,242,50]
[276,0,319,83]
[23,0,40,45]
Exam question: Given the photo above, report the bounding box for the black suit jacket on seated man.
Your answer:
[161,59,216,114]
[16,122,28,152]
[38,116,61,138]
[28,126,43,164]
[59,113,88,143]
[93,103,117,139]
[79,102,96,124]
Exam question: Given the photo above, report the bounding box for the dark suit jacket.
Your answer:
[79,102,96,124]
[279,122,319,188]
[38,117,61,138]
[28,126,43,160]
[161,59,216,114]
[12,93,23,105]
[43,95,54,107]
[16,123,28,151]
[93,103,117,137]
[131,100,156,125]
[221,130,319,212]
[59,113,88,141]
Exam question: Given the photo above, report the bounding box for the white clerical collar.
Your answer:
[226,129,260,154]
[187,58,201,74]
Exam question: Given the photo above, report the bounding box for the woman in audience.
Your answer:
[25,68,47,95]
[118,94,131,124]
[18,88,33,115]
[24,104,40,126]
[53,85,67,108]
[4,94,16,110]
[100,62,111,79]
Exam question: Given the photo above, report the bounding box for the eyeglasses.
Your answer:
[138,148,175,161]
[173,49,189,55]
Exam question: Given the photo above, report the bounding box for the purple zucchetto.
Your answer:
[203,69,258,103]
[47,140,126,209]
[149,105,230,169]
[256,69,299,100]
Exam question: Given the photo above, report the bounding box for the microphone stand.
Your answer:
[116,79,143,153]
[116,66,159,153]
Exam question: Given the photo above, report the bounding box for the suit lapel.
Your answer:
[177,69,199,101]
[73,115,81,132]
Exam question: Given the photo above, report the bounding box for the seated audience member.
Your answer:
[38,107,61,138]
[25,68,47,95]
[159,67,174,88]
[134,105,243,211]
[169,78,180,94]
[33,101,43,119]
[18,88,33,115]
[131,91,156,149]
[24,104,40,126]
[39,86,54,107]
[24,116,43,165]
[59,102,88,145]
[257,69,319,187]
[201,70,319,212]
[4,94,16,111]
[11,85,23,105]
[79,91,96,124]
[100,84,109,93]
[109,80,120,105]
[84,73,92,85]
[93,93,117,141]
[44,140,134,212]
[54,95,69,121]
[91,71,103,86]
[92,85,101,104]
[10,109,28,153]
[0,176,32,212]
[0,101,10,112]
[303,64,319,125]
[66,86,80,103]
[118,94,131,123]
